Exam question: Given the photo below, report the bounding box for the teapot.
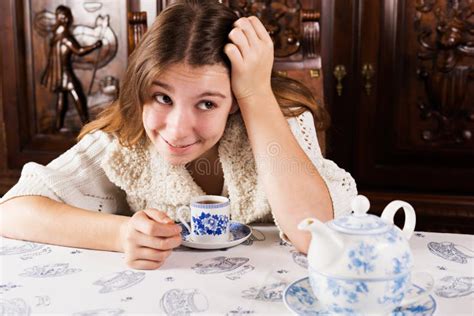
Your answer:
[298,195,432,314]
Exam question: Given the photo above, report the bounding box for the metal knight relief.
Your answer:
[415,0,474,144]
[32,1,124,134]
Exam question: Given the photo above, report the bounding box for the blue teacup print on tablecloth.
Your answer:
[427,242,473,264]
[435,276,474,298]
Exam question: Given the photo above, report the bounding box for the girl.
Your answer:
[0,0,357,270]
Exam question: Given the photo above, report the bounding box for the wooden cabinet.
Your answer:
[321,0,474,233]
[1,0,472,233]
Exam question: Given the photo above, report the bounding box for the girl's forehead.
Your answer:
[158,63,229,79]
[152,63,231,89]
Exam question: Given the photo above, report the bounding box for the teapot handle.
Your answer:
[380,200,416,240]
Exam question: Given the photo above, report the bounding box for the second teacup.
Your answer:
[177,195,230,243]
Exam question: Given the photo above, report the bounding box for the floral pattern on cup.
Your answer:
[192,212,229,236]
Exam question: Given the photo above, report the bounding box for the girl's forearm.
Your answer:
[238,92,333,252]
[0,196,129,252]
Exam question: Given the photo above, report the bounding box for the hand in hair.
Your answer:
[224,16,274,103]
[119,209,182,270]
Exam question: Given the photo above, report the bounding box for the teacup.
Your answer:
[177,195,230,243]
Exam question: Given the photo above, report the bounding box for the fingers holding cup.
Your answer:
[122,210,182,270]
[134,209,182,237]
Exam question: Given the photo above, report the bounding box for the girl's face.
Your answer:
[142,63,237,165]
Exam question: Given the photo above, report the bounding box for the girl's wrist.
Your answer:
[116,217,129,253]
[236,88,276,110]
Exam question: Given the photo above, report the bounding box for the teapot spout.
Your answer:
[298,218,325,232]
[298,218,344,270]
[298,218,339,240]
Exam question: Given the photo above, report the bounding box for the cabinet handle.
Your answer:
[362,63,375,96]
[333,65,347,96]
[309,69,320,78]
[276,70,288,77]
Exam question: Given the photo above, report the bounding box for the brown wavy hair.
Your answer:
[79,0,329,145]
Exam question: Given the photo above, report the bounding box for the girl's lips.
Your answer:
[160,135,199,153]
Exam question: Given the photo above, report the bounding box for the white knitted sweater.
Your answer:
[1,111,357,226]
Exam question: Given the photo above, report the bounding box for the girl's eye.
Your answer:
[154,94,172,105]
[197,101,216,110]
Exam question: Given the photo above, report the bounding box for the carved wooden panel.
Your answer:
[415,0,474,145]
[0,0,128,193]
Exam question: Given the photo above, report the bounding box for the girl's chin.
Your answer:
[159,148,204,166]
[158,150,194,165]
[164,155,195,166]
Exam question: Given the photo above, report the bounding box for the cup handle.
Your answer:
[399,271,434,307]
[380,200,416,240]
[176,206,192,234]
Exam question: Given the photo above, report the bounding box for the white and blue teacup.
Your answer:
[177,195,230,243]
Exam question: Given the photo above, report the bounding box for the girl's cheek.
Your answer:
[198,117,227,139]
[143,107,164,130]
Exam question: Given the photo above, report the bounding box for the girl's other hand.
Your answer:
[120,209,182,270]
[224,16,274,103]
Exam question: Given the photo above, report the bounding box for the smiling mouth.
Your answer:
[160,135,199,148]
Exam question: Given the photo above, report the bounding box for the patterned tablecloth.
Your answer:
[1,225,473,315]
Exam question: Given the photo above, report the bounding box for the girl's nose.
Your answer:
[166,107,194,139]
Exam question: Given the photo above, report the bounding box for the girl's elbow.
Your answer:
[289,232,311,255]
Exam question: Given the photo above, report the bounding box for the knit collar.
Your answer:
[102,113,271,223]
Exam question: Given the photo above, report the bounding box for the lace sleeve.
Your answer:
[273,111,358,242]
[288,111,358,218]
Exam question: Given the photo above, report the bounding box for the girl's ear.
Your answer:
[229,97,239,114]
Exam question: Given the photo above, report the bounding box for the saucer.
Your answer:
[283,277,436,315]
[179,221,252,250]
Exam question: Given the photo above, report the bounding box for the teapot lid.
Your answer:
[328,195,391,235]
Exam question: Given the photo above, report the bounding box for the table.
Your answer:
[1,225,473,315]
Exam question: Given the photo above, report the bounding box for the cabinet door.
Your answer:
[325,0,474,233]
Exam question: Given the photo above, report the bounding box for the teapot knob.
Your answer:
[351,195,370,217]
